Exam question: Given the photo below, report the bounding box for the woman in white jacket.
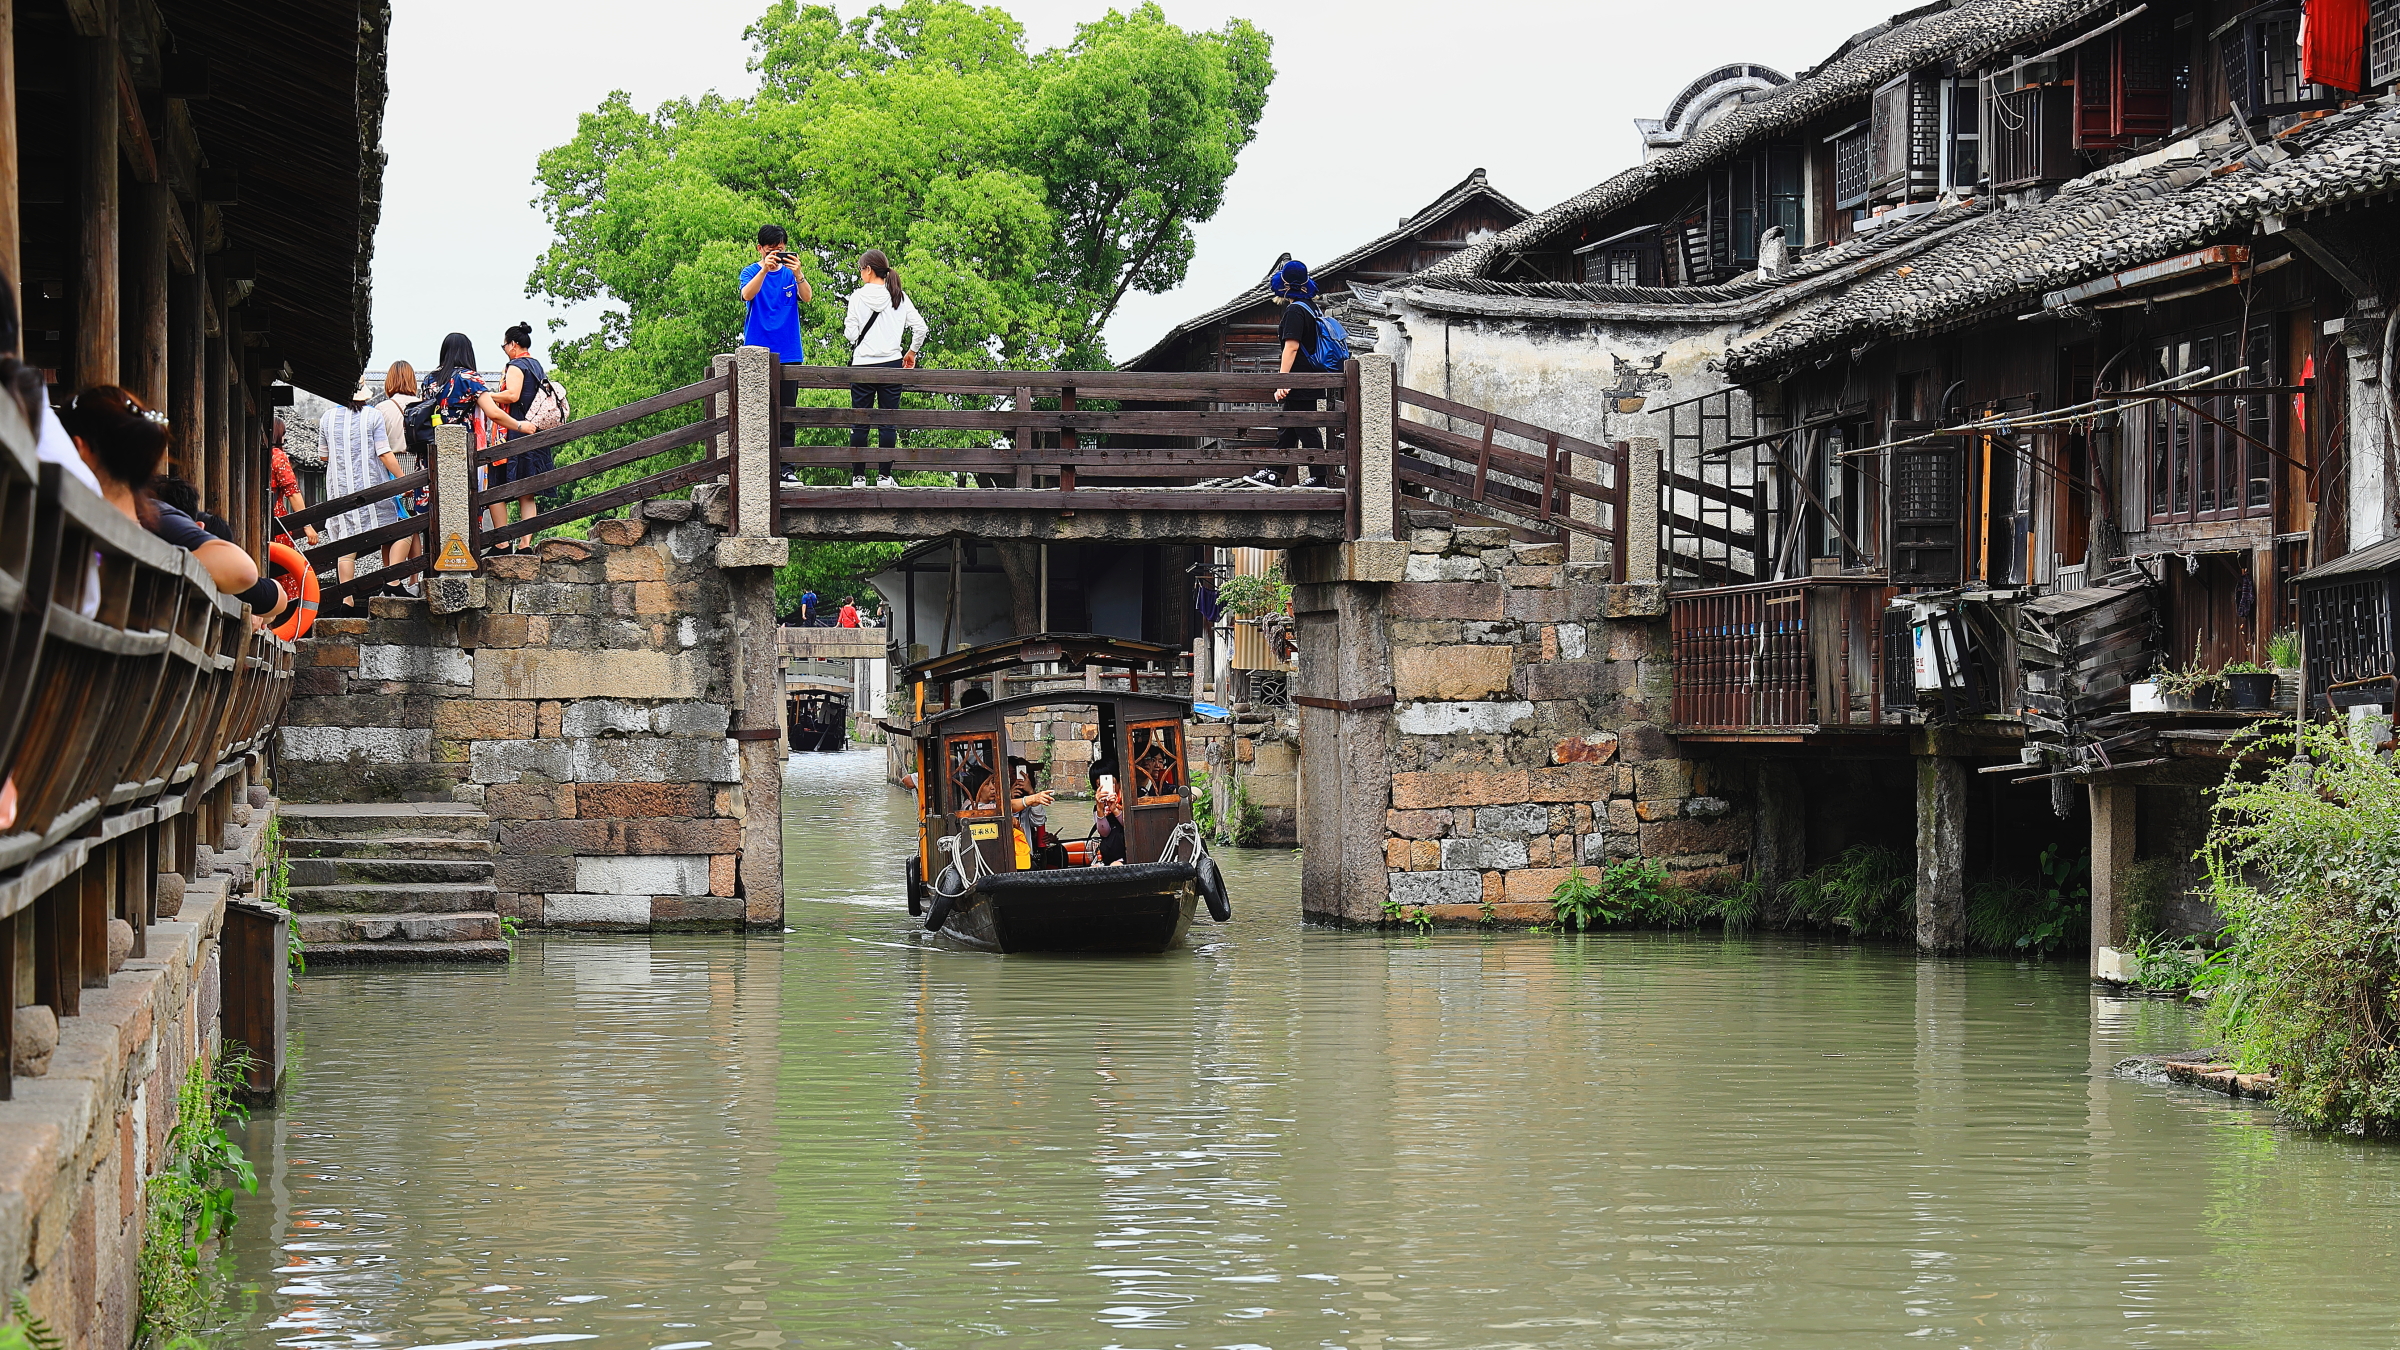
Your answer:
[843,249,928,488]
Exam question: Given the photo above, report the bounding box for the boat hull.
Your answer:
[939,861,1200,953]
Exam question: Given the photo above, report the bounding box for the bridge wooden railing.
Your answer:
[772,362,1360,530]
[1668,577,1896,735]
[0,403,293,1100]
[282,373,733,606]
[1391,387,1628,575]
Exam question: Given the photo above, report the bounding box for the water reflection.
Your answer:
[217,747,2400,1348]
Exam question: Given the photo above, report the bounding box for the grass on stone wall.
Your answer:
[1540,843,2086,953]
[138,1053,259,1342]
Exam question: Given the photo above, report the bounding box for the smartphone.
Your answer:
[1098,774,1117,797]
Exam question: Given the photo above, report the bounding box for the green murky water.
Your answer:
[219,747,2400,1348]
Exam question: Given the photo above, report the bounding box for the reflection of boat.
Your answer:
[899,634,1231,953]
[787,688,849,753]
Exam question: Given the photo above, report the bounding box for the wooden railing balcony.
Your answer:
[1,400,294,1099]
[1669,577,1898,735]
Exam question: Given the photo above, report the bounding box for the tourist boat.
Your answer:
[899,634,1231,953]
[786,687,849,753]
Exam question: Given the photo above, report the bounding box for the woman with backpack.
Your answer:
[1268,257,1333,481]
[843,249,928,488]
[411,333,536,546]
[488,322,553,539]
[377,361,425,584]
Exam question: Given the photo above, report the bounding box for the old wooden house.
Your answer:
[1357,0,2400,965]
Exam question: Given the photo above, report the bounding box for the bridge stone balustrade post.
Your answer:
[1356,352,1397,542]
[717,346,790,928]
[1624,435,1660,583]
[425,421,486,614]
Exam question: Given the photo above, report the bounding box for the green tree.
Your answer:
[525,0,1273,601]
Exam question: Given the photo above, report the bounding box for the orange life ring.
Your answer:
[267,540,319,641]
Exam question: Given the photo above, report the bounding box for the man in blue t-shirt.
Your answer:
[738,224,813,362]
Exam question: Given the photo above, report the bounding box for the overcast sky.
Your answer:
[370,0,1905,376]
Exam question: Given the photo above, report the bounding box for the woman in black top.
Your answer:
[61,385,287,625]
[487,322,549,546]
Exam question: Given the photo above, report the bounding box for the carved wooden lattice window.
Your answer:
[1832,126,1871,209]
[2301,574,2394,704]
[2221,6,2337,113]
[2371,0,2400,88]
[2145,322,2276,524]
[1890,431,1964,587]
[1128,721,1185,806]
[1869,72,1942,201]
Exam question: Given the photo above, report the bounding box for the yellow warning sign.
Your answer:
[432,532,479,572]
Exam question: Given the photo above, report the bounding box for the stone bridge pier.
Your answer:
[1291,526,1746,926]
[282,489,789,936]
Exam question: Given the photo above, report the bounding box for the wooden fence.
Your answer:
[0,401,292,1100]
[1668,577,1895,734]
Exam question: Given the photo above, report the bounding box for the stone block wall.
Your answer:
[1197,710,1300,846]
[1371,519,1749,923]
[280,506,778,930]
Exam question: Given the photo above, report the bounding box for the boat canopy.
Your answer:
[902,632,1182,686]
[913,688,1191,736]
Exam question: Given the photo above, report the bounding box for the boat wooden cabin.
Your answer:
[900,634,1228,952]
[786,685,849,753]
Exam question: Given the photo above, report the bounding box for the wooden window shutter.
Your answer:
[2117,26,2174,136]
[1890,429,1966,587]
[1869,76,1910,195]
[1871,73,1942,200]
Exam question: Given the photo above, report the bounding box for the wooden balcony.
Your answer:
[1669,577,1899,737]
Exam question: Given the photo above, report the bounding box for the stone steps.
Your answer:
[301,939,512,964]
[278,802,492,841]
[286,881,498,915]
[298,912,504,945]
[287,856,495,887]
[283,835,497,862]
[278,803,508,965]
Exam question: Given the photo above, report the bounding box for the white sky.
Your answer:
[370,0,1906,376]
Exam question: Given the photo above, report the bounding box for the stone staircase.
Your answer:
[279,803,510,963]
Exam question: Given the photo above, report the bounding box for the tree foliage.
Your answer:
[2203,723,2400,1133]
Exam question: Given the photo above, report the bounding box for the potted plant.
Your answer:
[2222,660,2276,710]
[2136,657,2223,712]
[2267,629,2302,708]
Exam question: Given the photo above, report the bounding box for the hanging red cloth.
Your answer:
[2302,0,2369,93]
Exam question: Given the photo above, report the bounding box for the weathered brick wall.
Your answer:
[1380,520,1748,922]
[280,506,762,931]
[1198,711,1299,845]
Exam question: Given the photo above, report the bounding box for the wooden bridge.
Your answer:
[277,350,1635,601]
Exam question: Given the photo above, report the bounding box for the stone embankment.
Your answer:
[2115,1051,2280,1101]
[278,499,783,942]
[2,776,280,1344]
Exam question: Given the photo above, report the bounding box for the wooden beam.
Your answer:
[172,222,204,487]
[114,48,156,184]
[76,22,120,389]
[0,0,18,294]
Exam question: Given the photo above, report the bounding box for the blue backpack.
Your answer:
[1287,301,1351,374]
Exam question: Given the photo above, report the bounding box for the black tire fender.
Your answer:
[1197,854,1231,923]
[927,864,965,931]
[906,856,925,917]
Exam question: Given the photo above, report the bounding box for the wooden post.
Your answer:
[173,234,206,484]
[0,0,19,293]
[204,264,229,514]
[1915,754,1966,952]
[75,16,119,390]
[2087,781,2138,977]
[219,900,287,1101]
[129,184,171,406]
[0,912,13,1100]
[1014,385,1034,489]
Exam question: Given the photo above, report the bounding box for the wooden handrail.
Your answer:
[1396,385,1622,463]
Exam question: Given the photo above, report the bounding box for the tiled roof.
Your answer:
[1118,168,1532,371]
[1420,0,2116,281]
[1724,99,2400,377]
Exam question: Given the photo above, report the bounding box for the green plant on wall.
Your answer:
[3,1297,64,1350]
[1380,898,1433,934]
[262,815,304,979]
[139,1054,259,1341]
[1214,565,1291,621]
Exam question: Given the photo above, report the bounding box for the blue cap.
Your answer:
[1270,259,1317,298]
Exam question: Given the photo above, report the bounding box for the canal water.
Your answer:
[220,748,2400,1348]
